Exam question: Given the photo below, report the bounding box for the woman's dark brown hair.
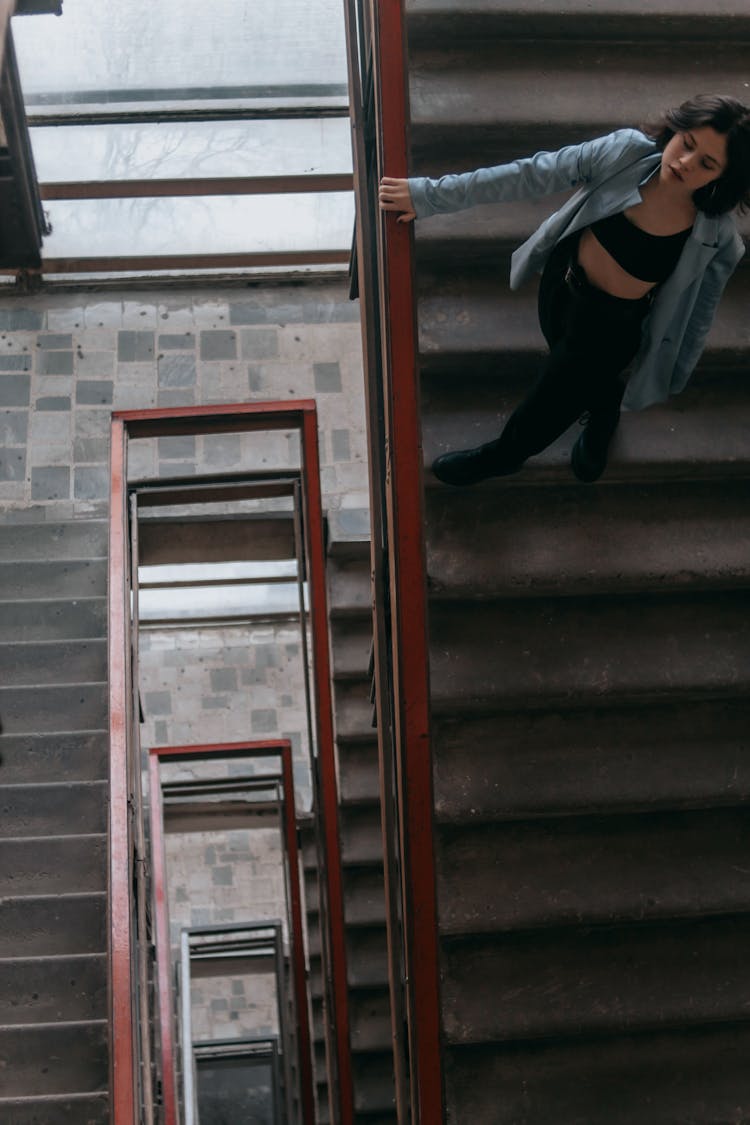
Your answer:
[644,93,750,215]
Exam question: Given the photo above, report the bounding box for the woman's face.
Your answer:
[661,125,728,194]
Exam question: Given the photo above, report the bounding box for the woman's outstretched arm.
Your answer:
[379,129,653,221]
[379,177,417,222]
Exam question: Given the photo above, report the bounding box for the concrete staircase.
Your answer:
[0,520,110,1123]
[403,2,750,1121]
[328,538,395,1124]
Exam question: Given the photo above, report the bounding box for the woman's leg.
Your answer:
[432,250,645,485]
[510,246,647,462]
[431,240,581,486]
[431,281,643,483]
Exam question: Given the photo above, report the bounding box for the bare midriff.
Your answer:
[576,227,658,300]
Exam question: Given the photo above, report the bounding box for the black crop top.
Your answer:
[589,211,692,283]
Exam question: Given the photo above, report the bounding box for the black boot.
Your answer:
[570,423,612,483]
[432,438,522,486]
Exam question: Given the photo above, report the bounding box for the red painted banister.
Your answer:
[374,0,446,1120]
[108,417,137,1124]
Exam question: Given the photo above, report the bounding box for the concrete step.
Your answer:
[436,808,750,936]
[423,376,750,486]
[425,478,750,600]
[0,1021,108,1098]
[306,902,388,961]
[429,590,750,713]
[326,527,370,562]
[351,1050,400,1117]
[413,188,749,274]
[441,914,750,1046]
[0,640,108,687]
[303,816,383,876]
[329,622,371,680]
[340,803,384,867]
[0,1093,109,1124]
[0,521,107,562]
[315,1044,395,1121]
[0,835,107,897]
[331,680,373,742]
[0,559,107,600]
[0,732,108,785]
[417,269,748,375]
[408,42,746,164]
[433,699,750,823]
[0,598,106,643]
[0,954,107,1026]
[414,196,553,271]
[346,926,389,989]
[443,1023,750,1125]
[0,683,108,735]
[327,556,372,618]
[406,0,750,46]
[0,894,107,958]
[337,738,380,806]
[0,783,108,838]
[343,868,388,928]
[350,987,392,1053]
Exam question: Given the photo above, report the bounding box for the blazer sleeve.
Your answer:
[408,128,647,219]
[671,227,746,391]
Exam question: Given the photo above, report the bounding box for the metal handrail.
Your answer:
[343,0,445,1121]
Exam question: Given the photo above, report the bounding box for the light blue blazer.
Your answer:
[409,129,746,409]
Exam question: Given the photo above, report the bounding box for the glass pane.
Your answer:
[138,582,306,621]
[13,0,348,108]
[140,562,299,584]
[31,118,352,182]
[196,1054,276,1125]
[42,193,354,257]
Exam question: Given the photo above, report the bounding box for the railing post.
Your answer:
[109,417,138,1124]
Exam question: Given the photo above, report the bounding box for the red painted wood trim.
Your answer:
[108,418,137,1124]
[148,753,178,1125]
[150,740,289,761]
[376,0,445,1120]
[302,408,355,1123]
[40,173,354,200]
[114,399,314,429]
[40,249,349,273]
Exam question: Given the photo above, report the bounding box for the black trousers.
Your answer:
[493,234,652,465]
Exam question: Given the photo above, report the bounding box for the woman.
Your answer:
[379,94,750,484]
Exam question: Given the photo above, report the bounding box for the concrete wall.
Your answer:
[165,827,286,1042]
[0,280,368,532]
[140,621,313,803]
